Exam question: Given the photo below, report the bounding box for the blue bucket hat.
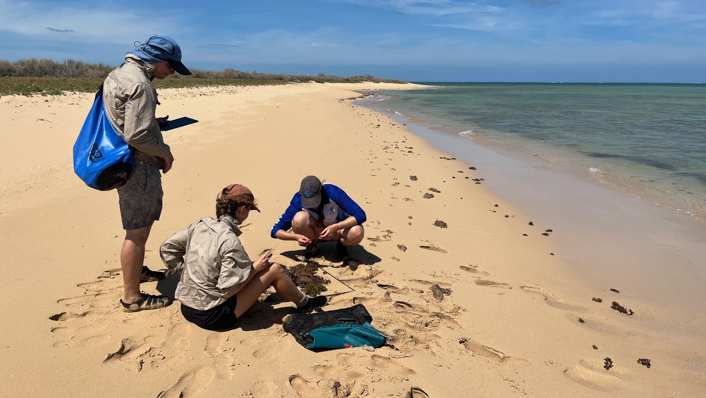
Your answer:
[132,34,191,75]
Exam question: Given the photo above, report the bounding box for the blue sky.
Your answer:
[0,0,704,82]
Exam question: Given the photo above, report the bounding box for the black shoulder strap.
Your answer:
[94,84,104,102]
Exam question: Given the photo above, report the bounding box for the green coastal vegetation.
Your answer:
[0,58,406,96]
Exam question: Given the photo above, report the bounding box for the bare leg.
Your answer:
[234,263,305,318]
[291,211,321,240]
[121,225,152,303]
[340,225,364,246]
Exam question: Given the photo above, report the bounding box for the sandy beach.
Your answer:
[1,82,703,397]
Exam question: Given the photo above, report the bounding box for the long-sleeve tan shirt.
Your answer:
[160,215,253,311]
[103,54,172,165]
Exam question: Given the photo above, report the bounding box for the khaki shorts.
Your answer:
[118,163,163,230]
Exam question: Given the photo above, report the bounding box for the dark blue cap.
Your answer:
[132,34,191,75]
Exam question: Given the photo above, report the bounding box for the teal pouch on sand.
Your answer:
[305,322,386,350]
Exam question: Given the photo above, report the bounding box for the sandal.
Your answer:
[120,293,171,312]
[140,266,167,283]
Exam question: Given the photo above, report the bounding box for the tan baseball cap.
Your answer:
[222,184,260,212]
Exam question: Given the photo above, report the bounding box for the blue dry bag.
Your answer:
[306,322,387,350]
[73,88,134,191]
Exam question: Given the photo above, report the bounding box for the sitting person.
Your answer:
[160,184,326,330]
[271,175,366,259]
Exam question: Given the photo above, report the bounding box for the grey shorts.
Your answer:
[118,163,163,230]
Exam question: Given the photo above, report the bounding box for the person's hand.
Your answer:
[162,152,174,174]
[253,251,272,273]
[296,235,311,247]
[319,225,338,241]
[156,115,169,125]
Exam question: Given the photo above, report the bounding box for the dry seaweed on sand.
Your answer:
[433,219,448,228]
[423,193,434,199]
[428,187,441,193]
[637,358,651,368]
[342,256,361,271]
[611,301,634,315]
[430,284,452,301]
[604,357,613,370]
[409,175,418,181]
[282,261,330,296]
[397,244,407,252]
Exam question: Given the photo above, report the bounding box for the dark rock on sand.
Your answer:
[610,288,620,293]
[423,193,435,199]
[592,297,603,303]
[604,357,613,370]
[410,175,418,181]
[637,358,651,368]
[528,221,534,226]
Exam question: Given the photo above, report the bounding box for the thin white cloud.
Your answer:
[327,0,504,16]
[0,0,187,45]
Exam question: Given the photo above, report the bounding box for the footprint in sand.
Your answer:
[249,380,281,397]
[459,265,490,276]
[565,313,628,337]
[213,352,237,380]
[289,374,328,398]
[520,286,589,312]
[409,279,452,287]
[564,358,630,391]
[419,244,447,254]
[474,279,512,289]
[163,322,191,349]
[157,366,216,398]
[459,338,530,367]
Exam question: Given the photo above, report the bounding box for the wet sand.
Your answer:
[0,82,704,397]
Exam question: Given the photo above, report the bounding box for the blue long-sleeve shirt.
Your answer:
[271,183,366,238]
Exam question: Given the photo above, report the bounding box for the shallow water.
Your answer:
[360,94,706,330]
[375,83,706,220]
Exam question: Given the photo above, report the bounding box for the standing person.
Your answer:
[104,34,192,312]
[271,176,366,259]
[160,184,327,330]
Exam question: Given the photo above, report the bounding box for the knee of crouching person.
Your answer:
[292,211,310,229]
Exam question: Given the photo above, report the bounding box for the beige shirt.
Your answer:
[103,54,172,165]
[160,215,253,311]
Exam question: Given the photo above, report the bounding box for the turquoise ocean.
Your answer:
[372,83,706,220]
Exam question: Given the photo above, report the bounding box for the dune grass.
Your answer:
[0,58,406,96]
[0,77,291,97]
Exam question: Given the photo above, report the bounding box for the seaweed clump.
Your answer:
[283,261,330,296]
[433,219,448,228]
[430,284,452,301]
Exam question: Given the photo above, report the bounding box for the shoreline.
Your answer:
[362,95,706,322]
[1,82,704,397]
[364,85,706,224]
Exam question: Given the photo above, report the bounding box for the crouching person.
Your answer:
[160,184,326,330]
